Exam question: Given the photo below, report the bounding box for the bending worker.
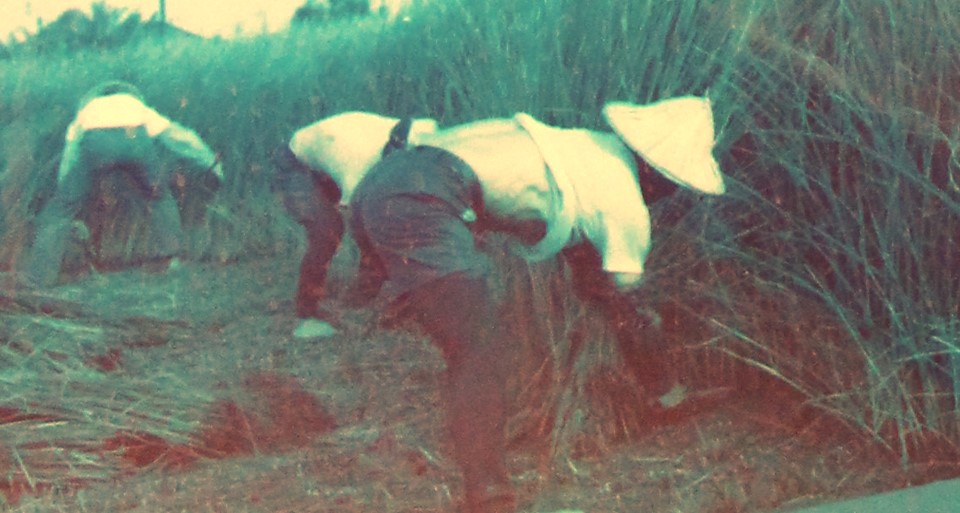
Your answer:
[273,112,438,338]
[347,96,727,513]
[22,80,223,287]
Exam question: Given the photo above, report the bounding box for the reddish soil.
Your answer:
[2,257,958,512]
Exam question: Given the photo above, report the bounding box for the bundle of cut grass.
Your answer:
[0,288,211,501]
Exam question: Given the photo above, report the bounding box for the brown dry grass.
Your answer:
[3,229,956,512]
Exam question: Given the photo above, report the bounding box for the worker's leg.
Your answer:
[351,147,515,513]
[296,202,344,318]
[143,185,184,264]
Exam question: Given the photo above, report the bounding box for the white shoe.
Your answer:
[658,383,688,408]
[293,318,338,339]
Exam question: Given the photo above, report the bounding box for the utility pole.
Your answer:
[159,0,166,26]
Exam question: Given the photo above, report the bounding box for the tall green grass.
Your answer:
[716,0,960,462]
[1,0,748,264]
[2,0,959,464]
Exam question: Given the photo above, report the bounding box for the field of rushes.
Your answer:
[0,0,958,463]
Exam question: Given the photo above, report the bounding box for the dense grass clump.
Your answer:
[714,0,960,462]
[1,0,958,465]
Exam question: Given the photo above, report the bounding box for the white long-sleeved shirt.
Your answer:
[58,94,222,184]
[422,114,650,289]
[288,111,650,289]
[288,113,438,204]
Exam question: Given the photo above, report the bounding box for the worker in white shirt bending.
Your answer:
[22,80,223,287]
[345,97,726,513]
[272,113,438,338]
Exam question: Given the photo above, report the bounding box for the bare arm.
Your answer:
[155,122,223,181]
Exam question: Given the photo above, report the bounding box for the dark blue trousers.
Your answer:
[350,146,515,513]
[272,145,385,319]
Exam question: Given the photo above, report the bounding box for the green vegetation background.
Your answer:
[1,0,959,461]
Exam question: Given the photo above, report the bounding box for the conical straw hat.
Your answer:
[603,96,725,195]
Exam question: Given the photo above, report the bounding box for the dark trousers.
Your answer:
[350,147,515,513]
[350,147,657,512]
[25,127,181,286]
[272,145,385,319]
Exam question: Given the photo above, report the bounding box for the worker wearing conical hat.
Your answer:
[278,96,725,513]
